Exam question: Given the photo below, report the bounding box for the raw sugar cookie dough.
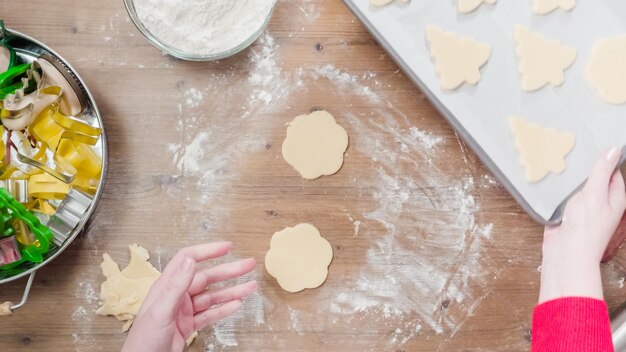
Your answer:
[458,0,496,14]
[588,35,626,104]
[282,110,349,180]
[0,301,12,316]
[265,223,333,293]
[533,0,575,15]
[509,116,575,182]
[96,244,161,331]
[426,26,491,90]
[514,25,576,91]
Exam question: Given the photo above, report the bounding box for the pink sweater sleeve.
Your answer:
[532,297,614,352]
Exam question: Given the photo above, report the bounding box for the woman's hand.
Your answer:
[539,147,626,303]
[121,242,258,352]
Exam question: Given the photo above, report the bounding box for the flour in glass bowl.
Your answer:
[133,0,275,56]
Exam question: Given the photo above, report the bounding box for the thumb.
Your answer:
[585,147,621,201]
[156,256,196,320]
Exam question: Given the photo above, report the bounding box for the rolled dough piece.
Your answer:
[509,116,575,182]
[370,0,409,6]
[532,0,575,15]
[282,110,349,180]
[96,244,161,331]
[458,0,496,13]
[0,47,9,72]
[588,35,626,104]
[0,301,12,316]
[265,223,333,293]
[514,25,576,91]
[426,25,491,90]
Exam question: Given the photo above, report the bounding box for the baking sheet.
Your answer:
[343,0,626,223]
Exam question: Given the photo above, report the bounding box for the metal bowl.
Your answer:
[123,0,276,61]
[0,28,108,307]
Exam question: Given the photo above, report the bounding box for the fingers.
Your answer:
[162,242,233,278]
[189,258,256,295]
[585,147,622,201]
[192,280,258,312]
[154,257,197,320]
[194,299,243,331]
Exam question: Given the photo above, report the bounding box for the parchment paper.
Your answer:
[345,0,626,223]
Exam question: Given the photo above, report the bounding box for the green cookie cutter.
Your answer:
[0,187,54,270]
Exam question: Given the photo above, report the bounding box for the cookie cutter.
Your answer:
[47,187,92,247]
[0,179,28,203]
[0,24,107,316]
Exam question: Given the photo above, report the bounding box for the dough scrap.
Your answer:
[426,25,491,90]
[370,0,409,7]
[514,25,576,91]
[509,116,575,182]
[532,0,575,15]
[282,110,349,180]
[96,244,161,331]
[588,35,626,104]
[265,223,333,293]
[458,0,496,13]
[0,301,12,316]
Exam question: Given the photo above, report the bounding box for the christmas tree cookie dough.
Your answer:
[265,223,333,293]
[458,0,496,13]
[426,25,491,90]
[532,0,575,15]
[510,116,575,182]
[588,35,626,104]
[514,25,576,91]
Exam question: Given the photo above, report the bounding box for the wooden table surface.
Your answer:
[1,1,626,351]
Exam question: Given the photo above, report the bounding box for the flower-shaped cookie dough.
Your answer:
[265,223,333,293]
[588,35,626,104]
[458,0,496,13]
[281,110,349,180]
[533,0,575,15]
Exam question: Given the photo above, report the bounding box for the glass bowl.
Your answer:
[123,0,276,61]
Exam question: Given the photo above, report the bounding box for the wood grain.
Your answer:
[0,1,625,351]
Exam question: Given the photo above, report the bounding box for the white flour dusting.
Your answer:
[305,64,498,347]
[166,31,301,349]
[134,0,275,56]
[311,64,381,103]
[184,88,204,108]
[409,126,443,150]
[164,13,498,348]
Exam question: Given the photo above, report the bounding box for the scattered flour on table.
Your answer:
[409,126,444,150]
[184,88,204,108]
[310,64,381,103]
[164,11,498,347]
[306,65,498,346]
[167,32,298,349]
